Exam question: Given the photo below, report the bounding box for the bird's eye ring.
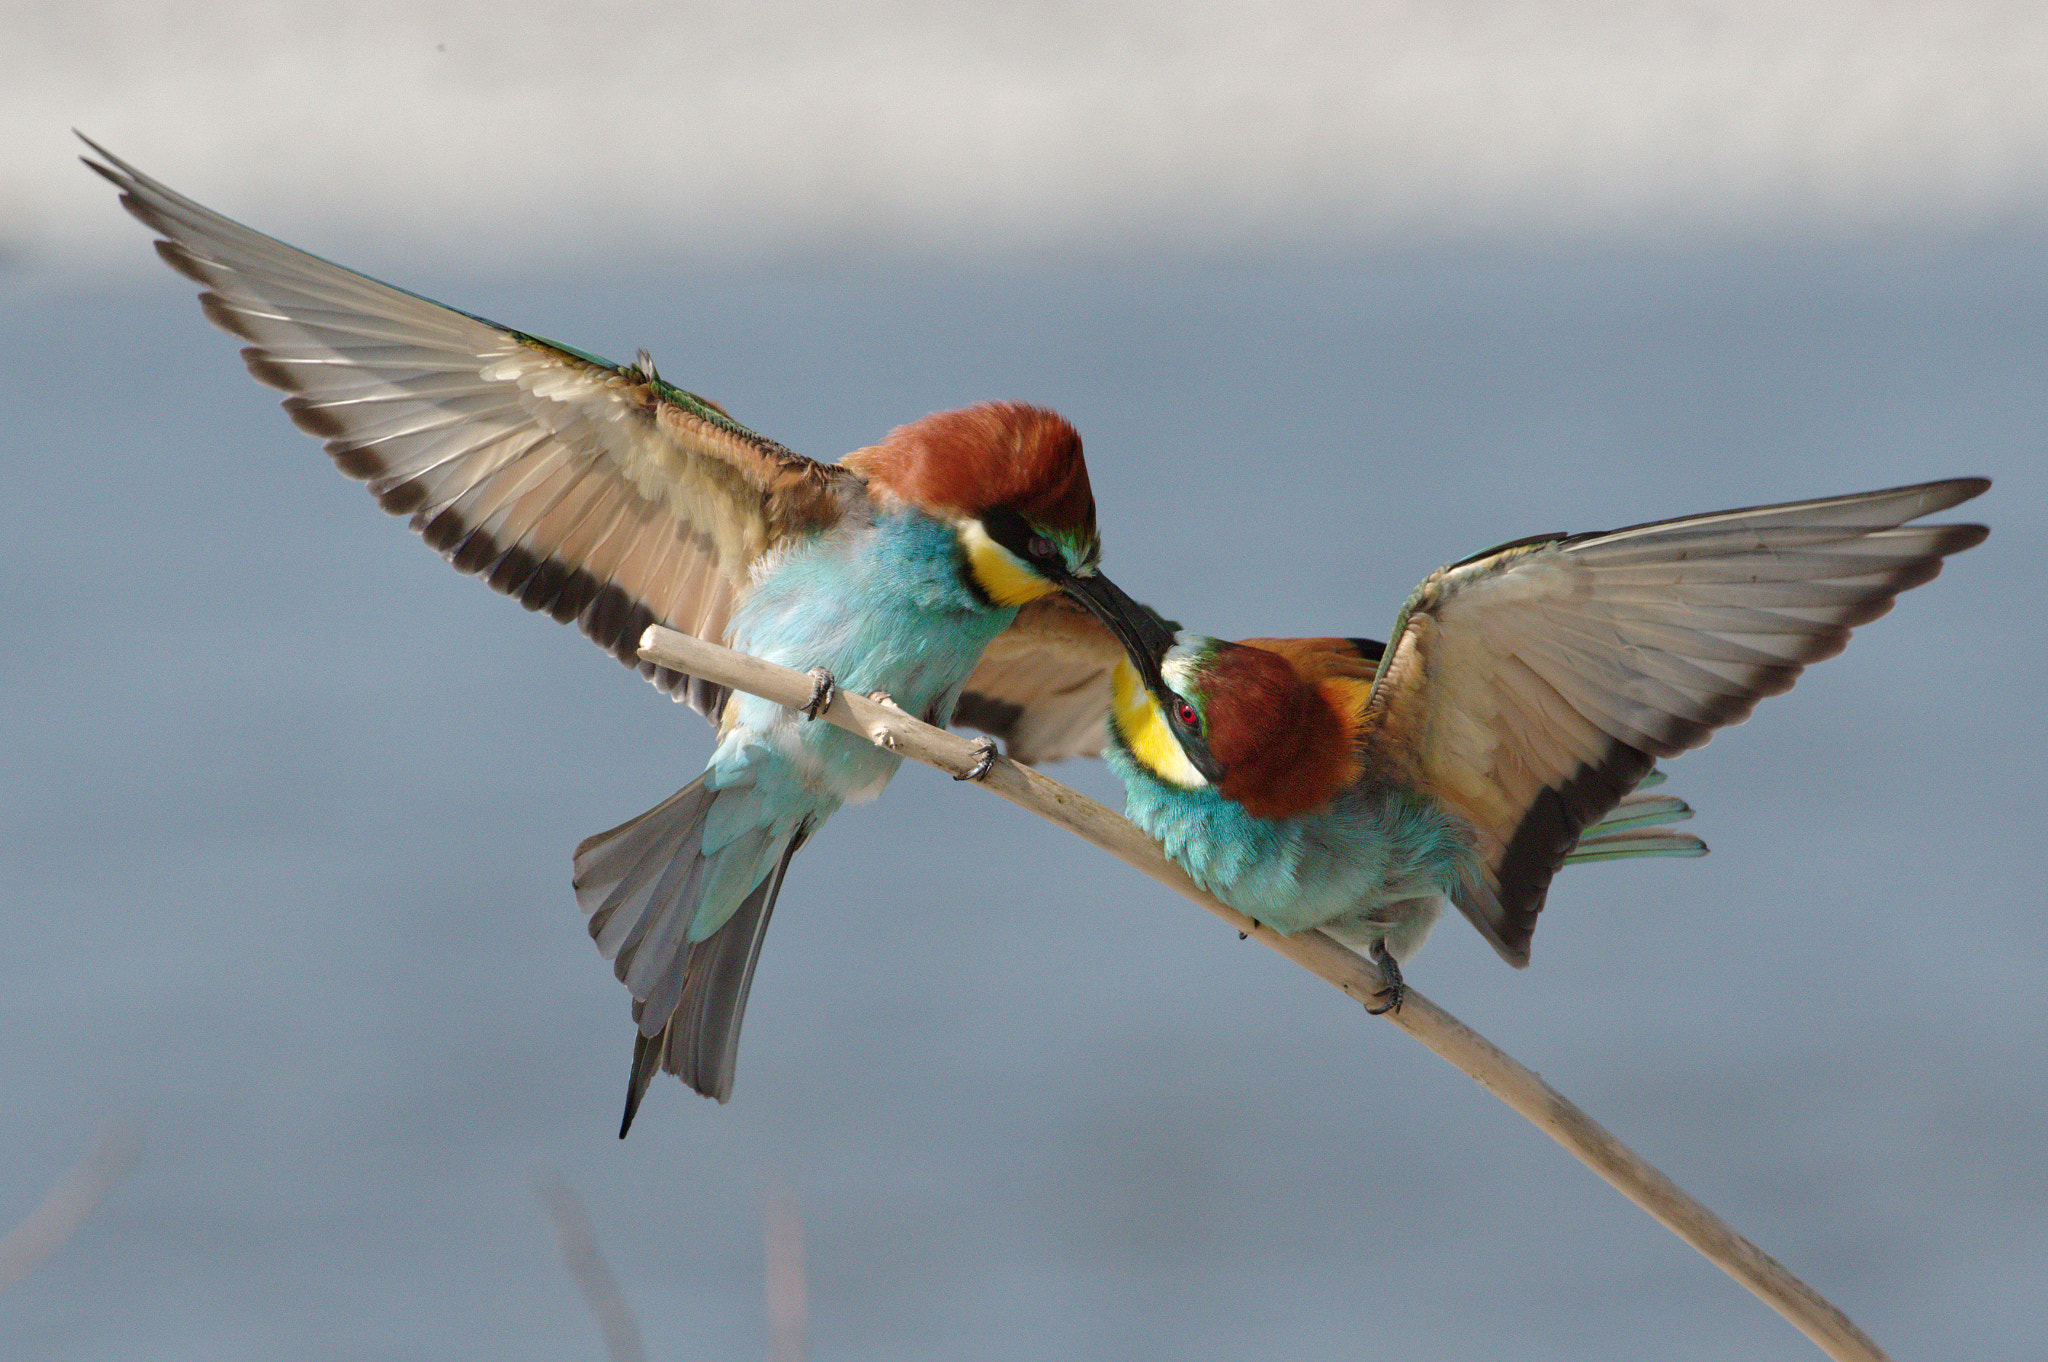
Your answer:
[1026,534,1056,560]
[1175,700,1200,730]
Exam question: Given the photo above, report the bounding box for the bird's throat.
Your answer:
[957,520,1059,608]
[1112,659,1210,789]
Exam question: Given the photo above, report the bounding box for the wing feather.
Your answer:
[953,594,1139,763]
[84,136,857,720]
[1370,477,1989,964]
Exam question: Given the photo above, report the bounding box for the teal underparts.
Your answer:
[677,508,1020,942]
[1105,730,1474,937]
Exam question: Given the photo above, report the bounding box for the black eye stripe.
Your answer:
[981,507,1058,566]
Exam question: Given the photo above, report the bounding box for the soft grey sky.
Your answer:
[11,0,2048,269]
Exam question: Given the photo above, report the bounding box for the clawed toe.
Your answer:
[1364,941,1406,1015]
[954,736,997,782]
[802,667,836,720]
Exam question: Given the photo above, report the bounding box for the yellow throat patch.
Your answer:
[958,520,1059,608]
[1112,658,1209,788]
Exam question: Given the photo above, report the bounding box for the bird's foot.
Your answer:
[953,736,998,782]
[1364,941,1406,1016]
[801,667,836,720]
[865,691,907,749]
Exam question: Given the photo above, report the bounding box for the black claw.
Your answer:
[802,667,836,720]
[954,736,997,782]
[1237,930,1249,941]
[1365,941,1406,1016]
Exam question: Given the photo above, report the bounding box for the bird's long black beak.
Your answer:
[1061,570,1227,783]
[1058,570,1177,693]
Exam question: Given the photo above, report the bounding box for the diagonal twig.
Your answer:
[0,1123,142,1294]
[639,623,1892,1362]
[533,1170,649,1362]
[763,1185,807,1362]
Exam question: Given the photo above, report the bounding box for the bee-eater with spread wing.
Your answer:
[84,138,1165,1128]
[1101,479,1989,1008]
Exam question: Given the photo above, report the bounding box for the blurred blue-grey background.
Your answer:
[5,4,2044,1358]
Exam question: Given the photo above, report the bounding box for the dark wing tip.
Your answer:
[155,238,219,288]
[1485,741,1658,960]
[1923,475,1991,510]
[1932,521,1990,555]
[76,133,130,189]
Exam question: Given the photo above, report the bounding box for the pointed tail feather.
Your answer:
[576,781,810,1122]
[618,828,808,1130]
[1563,776,1707,864]
[621,1030,666,1137]
[1564,828,1708,863]
[1583,792,1691,834]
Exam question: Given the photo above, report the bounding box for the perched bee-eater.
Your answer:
[85,139,1164,1128]
[1102,479,1989,1008]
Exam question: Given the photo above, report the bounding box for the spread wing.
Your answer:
[953,595,1131,762]
[1364,477,1990,965]
[83,135,857,721]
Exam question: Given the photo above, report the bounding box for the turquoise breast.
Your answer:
[717,507,1018,801]
[1106,734,1474,935]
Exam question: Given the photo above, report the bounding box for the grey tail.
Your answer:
[615,828,805,1134]
[575,777,811,1130]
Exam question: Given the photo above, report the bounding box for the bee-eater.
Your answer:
[84,138,1164,1127]
[1102,479,1989,1008]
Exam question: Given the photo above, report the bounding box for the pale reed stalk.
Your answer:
[638,624,1892,1362]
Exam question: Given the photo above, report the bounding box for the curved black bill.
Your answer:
[1060,570,1227,783]
[1058,570,1176,692]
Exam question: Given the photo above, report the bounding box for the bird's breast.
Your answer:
[716,509,1019,802]
[1108,739,1476,934]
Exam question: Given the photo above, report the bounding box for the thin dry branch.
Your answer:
[638,625,1892,1362]
[533,1170,648,1362]
[763,1185,807,1362]
[0,1124,142,1294]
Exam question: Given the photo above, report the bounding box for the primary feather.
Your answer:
[1372,477,1988,962]
[1101,478,1985,987]
[86,135,1153,1120]
[83,134,853,721]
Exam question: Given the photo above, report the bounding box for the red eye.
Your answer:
[1175,700,1200,728]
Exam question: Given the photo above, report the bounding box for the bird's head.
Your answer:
[848,401,1174,669]
[1112,634,1365,819]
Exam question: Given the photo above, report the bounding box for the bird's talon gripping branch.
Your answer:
[954,736,998,782]
[1365,941,1405,1016]
[802,667,836,720]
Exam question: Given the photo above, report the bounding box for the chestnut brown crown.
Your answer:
[1191,638,1372,820]
[845,402,1098,543]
